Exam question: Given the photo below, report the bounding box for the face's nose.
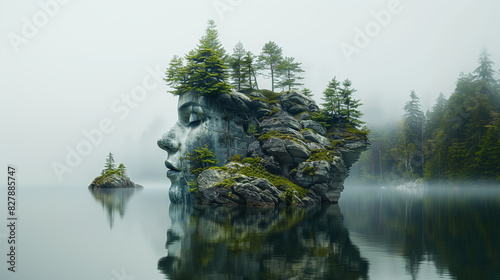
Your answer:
[157,129,180,154]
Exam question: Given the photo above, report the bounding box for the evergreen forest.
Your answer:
[351,49,500,183]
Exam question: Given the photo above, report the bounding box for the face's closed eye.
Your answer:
[179,104,206,127]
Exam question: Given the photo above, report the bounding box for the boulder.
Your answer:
[300,120,327,136]
[301,129,331,147]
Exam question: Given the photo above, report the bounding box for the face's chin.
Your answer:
[167,169,182,180]
[166,169,191,204]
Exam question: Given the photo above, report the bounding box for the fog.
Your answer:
[1,0,499,187]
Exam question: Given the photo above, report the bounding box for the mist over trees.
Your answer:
[352,48,500,183]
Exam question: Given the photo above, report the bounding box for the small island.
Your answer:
[89,153,143,189]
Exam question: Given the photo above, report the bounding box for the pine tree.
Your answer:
[103,153,115,174]
[301,88,313,97]
[257,41,283,92]
[165,55,187,95]
[402,90,424,177]
[229,42,247,91]
[391,124,418,179]
[241,51,258,90]
[340,79,363,126]
[184,144,219,176]
[116,163,126,176]
[197,19,227,61]
[276,56,304,91]
[404,90,424,135]
[320,77,342,120]
[184,48,231,97]
[474,48,496,85]
[165,20,231,97]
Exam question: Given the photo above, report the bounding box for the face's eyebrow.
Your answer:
[178,101,199,111]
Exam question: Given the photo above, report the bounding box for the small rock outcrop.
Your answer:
[158,89,369,206]
[89,172,143,189]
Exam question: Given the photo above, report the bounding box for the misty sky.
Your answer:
[1,0,499,187]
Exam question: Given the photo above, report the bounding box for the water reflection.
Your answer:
[341,186,500,280]
[89,188,142,228]
[158,205,369,280]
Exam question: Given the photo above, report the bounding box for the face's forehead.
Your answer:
[178,91,208,110]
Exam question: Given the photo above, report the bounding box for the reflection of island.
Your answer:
[89,188,142,228]
[158,205,369,279]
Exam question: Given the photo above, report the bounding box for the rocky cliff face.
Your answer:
[158,90,369,206]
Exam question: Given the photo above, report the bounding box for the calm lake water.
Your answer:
[1,183,499,280]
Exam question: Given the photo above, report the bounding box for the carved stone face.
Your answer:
[157,91,249,203]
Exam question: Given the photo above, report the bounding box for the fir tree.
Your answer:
[103,152,115,174]
[276,56,304,91]
[184,144,219,176]
[301,88,313,97]
[229,42,247,91]
[257,41,283,92]
[197,19,227,60]
[165,20,231,97]
[241,51,258,90]
[165,55,187,95]
[402,90,424,177]
[320,77,342,120]
[184,48,231,97]
[474,48,496,85]
[116,163,126,176]
[340,79,364,126]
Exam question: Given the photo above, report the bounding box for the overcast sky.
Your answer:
[1,0,499,187]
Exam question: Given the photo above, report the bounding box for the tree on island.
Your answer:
[229,42,248,91]
[165,55,188,95]
[276,56,304,91]
[319,78,364,127]
[257,41,283,92]
[301,88,313,97]
[242,51,258,90]
[165,20,231,97]
[103,152,115,174]
[321,77,342,119]
[184,145,219,176]
[340,79,363,127]
[185,48,231,97]
[116,163,126,176]
[197,19,227,61]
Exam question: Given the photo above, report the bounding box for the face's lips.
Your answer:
[165,160,181,172]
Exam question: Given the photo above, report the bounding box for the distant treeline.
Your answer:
[352,49,500,183]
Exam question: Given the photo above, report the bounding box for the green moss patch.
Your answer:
[307,149,334,162]
[214,177,237,189]
[258,130,308,145]
[238,163,308,198]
